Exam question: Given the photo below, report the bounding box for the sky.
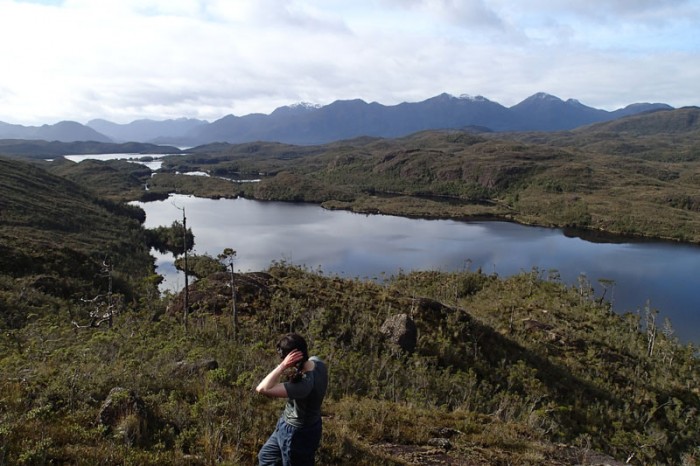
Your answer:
[0,0,698,125]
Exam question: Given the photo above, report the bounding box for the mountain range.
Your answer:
[0,93,673,146]
[0,120,111,143]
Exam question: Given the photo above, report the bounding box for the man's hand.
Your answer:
[255,349,304,397]
[281,349,304,369]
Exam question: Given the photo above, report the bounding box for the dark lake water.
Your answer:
[134,194,700,345]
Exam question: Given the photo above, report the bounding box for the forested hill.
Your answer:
[510,107,700,160]
[0,156,155,325]
[579,106,700,135]
[0,139,182,159]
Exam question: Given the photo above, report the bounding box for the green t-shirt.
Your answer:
[282,356,328,428]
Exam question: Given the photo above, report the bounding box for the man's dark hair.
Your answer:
[276,333,309,383]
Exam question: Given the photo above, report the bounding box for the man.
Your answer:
[256,333,328,465]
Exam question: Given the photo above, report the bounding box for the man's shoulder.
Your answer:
[310,356,327,374]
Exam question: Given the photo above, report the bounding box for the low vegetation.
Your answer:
[1,108,699,464]
[0,158,154,311]
[1,259,698,465]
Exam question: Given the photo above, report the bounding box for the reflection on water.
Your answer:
[133,194,700,345]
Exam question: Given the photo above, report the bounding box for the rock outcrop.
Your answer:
[381,313,417,353]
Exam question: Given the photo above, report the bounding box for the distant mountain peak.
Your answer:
[529,92,563,102]
[270,102,323,118]
[622,102,673,111]
[426,93,491,104]
[428,92,454,101]
[566,98,589,108]
[52,120,85,127]
[458,94,490,102]
[289,102,321,110]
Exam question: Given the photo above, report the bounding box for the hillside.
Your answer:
[0,156,156,327]
[581,106,700,135]
[509,107,700,162]
[0,151,698,464]
[1,262,698,464]
[46,157,156,201]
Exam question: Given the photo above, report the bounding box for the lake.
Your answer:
[134,194,700,345]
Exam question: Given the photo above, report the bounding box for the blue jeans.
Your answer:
[258,417,322,466]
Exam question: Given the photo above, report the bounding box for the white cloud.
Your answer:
[383,0,504,29]
[0,0,697,124]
